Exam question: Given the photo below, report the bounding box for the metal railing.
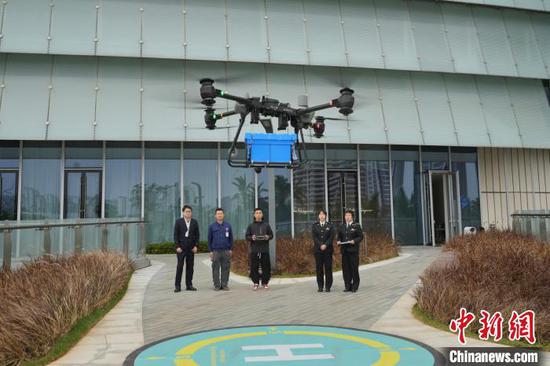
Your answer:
[511,210,550,243]
[1,218,146,270]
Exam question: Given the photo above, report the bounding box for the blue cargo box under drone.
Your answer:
[245,133,297,165]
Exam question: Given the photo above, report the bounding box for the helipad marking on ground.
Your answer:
[124,325,444,366]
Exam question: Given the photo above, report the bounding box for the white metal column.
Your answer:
[217,142,221,207]
[101,141,106,218]
[290,168,295,238]
[59,141,65,220]
[140,141,145,219]
[388,145,395,241]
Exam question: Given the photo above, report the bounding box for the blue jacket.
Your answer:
[207,221,233,251]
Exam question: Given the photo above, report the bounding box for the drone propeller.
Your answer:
[314,115,355,122]
[193,73,249,85]
[185,124,239,130]
[321,117,347,121]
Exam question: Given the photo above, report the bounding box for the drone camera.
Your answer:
[312,119,325,138]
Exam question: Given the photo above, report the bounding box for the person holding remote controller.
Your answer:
[337,209,363,293]
[245,208,274,291]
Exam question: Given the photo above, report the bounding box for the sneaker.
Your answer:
[263,284,269,290]
[221,286,229,291]
[253,284,259,291]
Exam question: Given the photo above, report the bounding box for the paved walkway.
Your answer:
[50,261,164,366]
[142,246,441,343]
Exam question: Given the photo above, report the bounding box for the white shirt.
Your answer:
[185,219,191,237]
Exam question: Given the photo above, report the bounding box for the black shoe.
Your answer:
[351,289,358,293]
[318,288,324,292]
[174,287,181,293]
[325,288,331,293]
[221,286,229,291]
[186,286,197,291]
[343,288,352,292]
[214,286,221,291]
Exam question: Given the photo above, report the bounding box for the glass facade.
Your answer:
[183,143,218,242]
[392,146,423,245]
[221,143,255,240]
[360,146,392,236]
[258,168,292,237]
[293,145,325,235]
[0,141,19,221]
[64,141,102,219]
[21,142,61,220]
[105,142,141,219]
[1,140,483,246]
[451,147,481,229]
[145,142,180,244]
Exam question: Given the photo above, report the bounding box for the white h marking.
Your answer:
[242,344,335,362]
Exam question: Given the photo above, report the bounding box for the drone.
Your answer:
[198,78,355,172]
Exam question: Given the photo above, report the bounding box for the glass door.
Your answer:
[423,170,462,246]
[0,171,17,221]
[64,170,101,219]
[327,171,359,227]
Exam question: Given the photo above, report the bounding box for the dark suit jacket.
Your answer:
[337,221,363,254]
[173,218,200,251]
[311,221,335,254]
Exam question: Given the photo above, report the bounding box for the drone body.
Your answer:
[198,78,355,171]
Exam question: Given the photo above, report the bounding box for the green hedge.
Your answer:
[146,240,209,254]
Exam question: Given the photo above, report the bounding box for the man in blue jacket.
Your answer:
[207,208,234,291]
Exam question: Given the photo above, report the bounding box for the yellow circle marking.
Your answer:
[174,332,267,366]
[169,329,405,366]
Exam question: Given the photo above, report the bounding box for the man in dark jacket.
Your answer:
[173,205,200,292]
[245,208,274,290]
[311,209,335,292]
[207,208,233,291]
[337,209,363,293]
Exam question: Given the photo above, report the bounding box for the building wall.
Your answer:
[443,0,550,12]
[1,0,549,79]
[478,147,550,229]
[0,54,549,148]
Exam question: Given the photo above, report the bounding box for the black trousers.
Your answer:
[314,251,333,290]
[342,251,360,291]
[175,251,194,289]
[250,252,271,285]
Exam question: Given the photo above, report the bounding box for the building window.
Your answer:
[359,145,391,236]
[183,143,218,241]
[145,142,181,244]
[105,142,141,219]
[391,146,423,245]
[293,145,325,235]
[21,141,61,220]
[220,143,255,239]
[451,147,481,229]
[0,141,19,221]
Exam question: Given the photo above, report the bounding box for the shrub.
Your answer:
[415,231,550,346]
[0,252,133,365]
[231,231,399,276]
[146,240,209,254]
